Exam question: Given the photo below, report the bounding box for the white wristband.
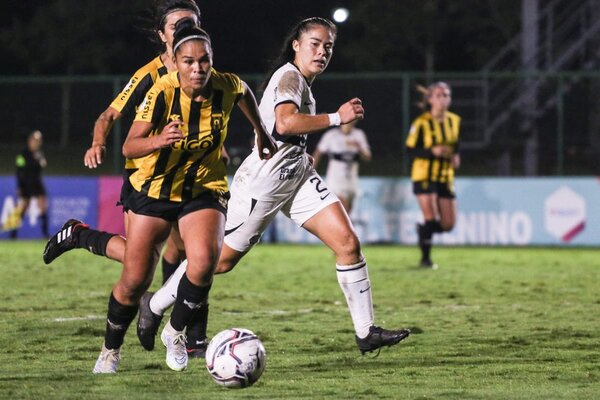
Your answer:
[328,112,341,126]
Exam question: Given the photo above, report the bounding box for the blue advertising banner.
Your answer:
[265,177,600,246]
[2,176,598,246]
[0,177,98,240]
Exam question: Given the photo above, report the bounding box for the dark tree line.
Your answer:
[0,0,520,75]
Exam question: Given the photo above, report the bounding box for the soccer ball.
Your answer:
[205,328,266,388]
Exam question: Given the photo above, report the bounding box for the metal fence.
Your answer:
[1,71,598,177]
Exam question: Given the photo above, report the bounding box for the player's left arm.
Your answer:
[15,154,26,195]
[452,116,461,168]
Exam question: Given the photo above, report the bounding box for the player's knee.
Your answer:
[334,230,361,259]
[186,254,219,281]
[116,279,149,303]
[215,259,237,274]
[441,220,455,231]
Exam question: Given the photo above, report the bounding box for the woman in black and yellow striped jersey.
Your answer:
[406,82,461,269]
[92,20,276,374]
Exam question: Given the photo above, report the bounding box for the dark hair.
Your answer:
[155,0,201,32]
[260,17,337,90]
[145,0,201,51]
[172,17,211,54]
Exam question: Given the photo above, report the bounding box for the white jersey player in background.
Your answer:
[139,17,410,355]
[313,120,371,213]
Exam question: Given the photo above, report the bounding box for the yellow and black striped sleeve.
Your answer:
[216,70,245,103]
[449,113,461,153]
[110,57,167,117]
[406,118,432,159]
[134,84,169,130]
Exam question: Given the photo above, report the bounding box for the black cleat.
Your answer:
[42,219,88,264]
[186,338,209,359]
[356,325,411,355]
[137,291,163,351]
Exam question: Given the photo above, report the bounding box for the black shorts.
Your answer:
[20,181,46,198]
[118,168,137,211]
[126,189,229,222]
[413,180,456,199]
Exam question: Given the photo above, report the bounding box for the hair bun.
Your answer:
[174,16,197,33]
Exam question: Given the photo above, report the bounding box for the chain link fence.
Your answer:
[1,71,598,177]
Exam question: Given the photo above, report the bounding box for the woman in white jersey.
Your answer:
[140,17,409,355]
[312,120,371,213]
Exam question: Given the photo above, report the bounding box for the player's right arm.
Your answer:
[84,62,158,168]
[275,98,364,136]
[84,106,121,168]
[122,84,182,159]
[272,70,364,135]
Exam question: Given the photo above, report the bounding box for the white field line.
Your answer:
[52,315,104,322]
[50,308,317,322]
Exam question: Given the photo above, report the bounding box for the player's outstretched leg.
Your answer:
[43,218,120,265]
[43,219,89,264]
[355,326,411,355]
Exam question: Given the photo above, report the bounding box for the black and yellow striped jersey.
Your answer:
[129,69,244,202]
[110,56,169,170]
[405,111,461,183]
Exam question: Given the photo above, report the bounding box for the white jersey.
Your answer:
[225,62,338,252]
[316,127,370,194]
[238,62,316,200]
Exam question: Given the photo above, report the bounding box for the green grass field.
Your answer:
[0,242,598,399]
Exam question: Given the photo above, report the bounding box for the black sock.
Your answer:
[170,274,211,332]
[77,229,116,257]
[40,213,49,237]
[187,303,209,348]
[427,220,444,234]
[162,257,180,285]
[104,293,138,350]
[420,220,437,261]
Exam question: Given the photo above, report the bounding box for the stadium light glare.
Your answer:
[332,8,349,23]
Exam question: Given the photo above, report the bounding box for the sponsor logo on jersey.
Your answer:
[279,167,297,180]
[120,77,137,101]
[171,133,215,152]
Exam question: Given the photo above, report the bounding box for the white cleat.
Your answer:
[92,343,121,374]
[161,321,188,371]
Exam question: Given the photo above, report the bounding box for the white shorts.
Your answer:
[225,149,339,252]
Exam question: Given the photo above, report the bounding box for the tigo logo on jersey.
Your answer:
[544,186,586,242]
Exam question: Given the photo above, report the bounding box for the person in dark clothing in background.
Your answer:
[10,130,49,239]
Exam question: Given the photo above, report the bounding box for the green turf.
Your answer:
[0,242,598,399]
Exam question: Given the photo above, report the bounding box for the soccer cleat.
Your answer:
[186,338,209,359]
[137,291,163,351]
[420,259,439,270]
[92,343,121,374]
[161,322,188,371]
[355,325,411,355]
[43,219,89,264]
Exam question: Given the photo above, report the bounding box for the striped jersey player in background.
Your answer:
[406,81,461,269]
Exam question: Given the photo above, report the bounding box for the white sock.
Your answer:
[149,259,187,316]
[336,259,374,339]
